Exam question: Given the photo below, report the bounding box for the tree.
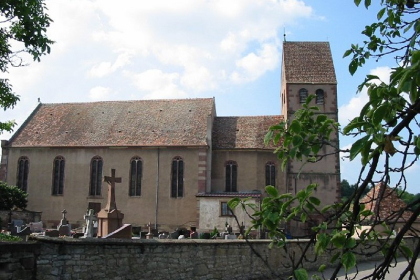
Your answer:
[0,0,53,133]
[341,179,370,201]
[229,0,420,279]
[0,181,27,210]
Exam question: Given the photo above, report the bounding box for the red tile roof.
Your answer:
[283,41,337,84]
[8,99,215,147]
[196,191,262,198]
[212,116,283,150]
[360,183,413,222]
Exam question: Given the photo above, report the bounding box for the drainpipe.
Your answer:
[155,147,160,230]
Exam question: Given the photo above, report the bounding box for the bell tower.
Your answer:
[280,41,341,235]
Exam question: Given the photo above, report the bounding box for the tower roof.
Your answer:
[283,41,337,84]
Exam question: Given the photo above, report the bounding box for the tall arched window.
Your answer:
[265,162,276,187]
[17,157,29,192]
[299,88,308,103]
[52,156,65,195]
[225,160,237,192]
[316,89,325,104]
[171,157,184,198]
[90,156,103,196]
[129,157,142,196]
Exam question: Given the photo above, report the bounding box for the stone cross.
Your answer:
[146,221,154,239]
[83,209,97,238]
[58,209,68,228]
[104,169,122,211]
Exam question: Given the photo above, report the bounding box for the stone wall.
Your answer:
[0,210,42,229]
[0,237,418,280]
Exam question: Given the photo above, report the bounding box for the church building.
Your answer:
[0,41,340,236]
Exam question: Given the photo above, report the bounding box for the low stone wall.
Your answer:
[0,210,42,229]
[0,242,40,280]
[0,237,418,280]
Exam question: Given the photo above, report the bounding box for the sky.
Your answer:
[1,0,418,194]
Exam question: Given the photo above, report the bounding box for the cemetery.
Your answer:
[1,167,417,280]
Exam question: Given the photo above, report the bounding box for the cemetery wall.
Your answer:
[0,237,418,280]
[0,210,42,229]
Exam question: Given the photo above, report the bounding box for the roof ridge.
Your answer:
[40,97,215,106]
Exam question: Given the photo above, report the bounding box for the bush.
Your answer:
[0,181,27,211]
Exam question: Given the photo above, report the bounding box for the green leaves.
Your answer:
[0,182,28,210]
[0,0,53,134]
[341,252,356,272]
[294,268,308,280]
[265,95,338,171]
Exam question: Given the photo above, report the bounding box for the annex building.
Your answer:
[0,41,340,236]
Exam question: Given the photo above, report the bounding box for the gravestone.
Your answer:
[58,225,71,236]
[103,224,132,239]
[29,221,43,233]
[57,209,69,229]
[44,229,59,237]
[145,222,154,239]
[83,209,97,238]
[97,169,124,237]
[225,234,237,240]
[10,220,24,235]
[158,232,168,239]
[169,230,179,239]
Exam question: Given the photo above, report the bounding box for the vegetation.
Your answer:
[0,181,27,211]
[341,179,370,201]
[230,0,420,279]
[0,232,21,241]
[0,0,53,133]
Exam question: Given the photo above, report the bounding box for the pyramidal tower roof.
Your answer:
[283,41,337,84]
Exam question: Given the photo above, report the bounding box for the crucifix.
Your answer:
[104,169,122,212]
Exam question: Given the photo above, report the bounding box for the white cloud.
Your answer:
[230,43,279,83]
[88,51,133,78]
[89,86,113,101]
[338,66,392,126]
[126,69,187,99]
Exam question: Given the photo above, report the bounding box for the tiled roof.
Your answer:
[8,99,215,147]
[212,116,283,150]
[196,191,262,198]
[283,41,337,84]
[360,183,413,221]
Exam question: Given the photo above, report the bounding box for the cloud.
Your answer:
[338,66,392,126]
[230,43,280,83]
[126,69,187,99]
[89,86,113,101]
[48,0,313,96]
[88,51,133,78]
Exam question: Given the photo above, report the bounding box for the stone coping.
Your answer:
[28,236,314,246]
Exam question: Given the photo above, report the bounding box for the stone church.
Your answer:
[0,41,340,236]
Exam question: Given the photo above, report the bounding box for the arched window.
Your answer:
[89,156,103,196]
[299,88,308,103]
[171,157,184,198]
[52,156,65,195]
[225,160,237,192]
[316,89,325,104]
[17,157,29,192]
[129,157,142,196]
[265,162,276,187]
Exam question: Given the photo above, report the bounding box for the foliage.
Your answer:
[229,1,420,279]
[0,0,53,133]
[210,226,219,238]
[0,232,21,241]
[341,179,370,201]
[0,181,27,210]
